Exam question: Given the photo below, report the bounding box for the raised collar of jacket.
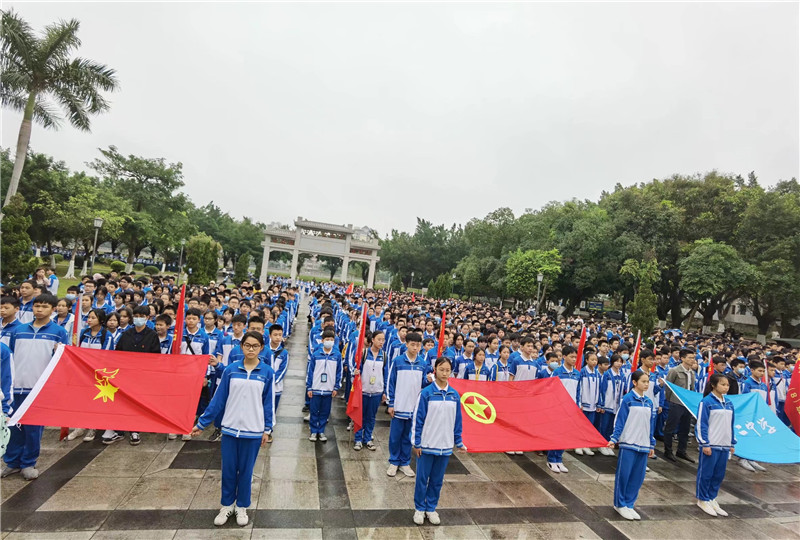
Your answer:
[630,390,648,403]
[710,392,727,404]
[432,380,450,393]
[236,360,265,373]
[404,353,420,364]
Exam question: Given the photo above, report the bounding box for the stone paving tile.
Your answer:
[38,476,138,511]
[356,527,424,540]
[611,518,734,539]
[493,482,562,508]
[117,477,202,510]
[253,529,323,539]
[173,530,251,539]
[5,533,95,540]
[743,518,800,540]
[256,480,320,509]
[76,449,159,478]
[418,525,487,539]
[346,480,411,510]
[90,531,177,540]
[535,522,603,539]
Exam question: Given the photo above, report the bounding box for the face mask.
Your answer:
[621,354,630,361]
[323,340,334,350]
[65,294,77,301]
[549,361,560,370]
[736,367,745,375]
[133,317,147,328]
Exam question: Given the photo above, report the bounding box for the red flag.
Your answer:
[411,292,415,302]
[62,294,84,440]
[630,330,642,373]
[574,327,587,370]
[436,310,447,357]
[785,355,800,433]
[345,283,354,295]
[172,284,186,354]
[449,379,608,452]
[346,305,370,433]
[707,350,714,377]
[10,345,206,433]
[388,290,392,303]
[764,374,771,406]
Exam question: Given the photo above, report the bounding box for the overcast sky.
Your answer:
[3,2,798,236]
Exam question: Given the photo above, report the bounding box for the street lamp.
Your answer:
[178,239,186,284]
[90,217,104,275]
[536,273,544,311]
[410,271,415,289]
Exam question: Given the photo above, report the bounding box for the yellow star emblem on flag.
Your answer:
[93,368,120,403]
[460,392,497,424]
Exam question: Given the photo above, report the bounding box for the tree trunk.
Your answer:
[64,242,78,278]
[669,290,683,328]
[780,316,800,339]
[47,240,55,267]
[2,91,36,210]
[682,301,702,332]
[160,261,166,273]
[126,244,135,272]
[81,258,88,276]
[35,246,41,258]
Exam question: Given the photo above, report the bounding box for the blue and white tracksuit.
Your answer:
[196,360,274,508]
[579,366,602,432]
[462,362,494,381]
[695,393,736,502]
[306,347,342,435]
[387,353,431,466]
[355,348,386,444]
[510,355,538,381]
[262,344,289,410]
[1,343,13,416]
[599,368,625,440]
[610,392,656,509]
[411,382,466,512]
[547,366,581,464]
[4,322,69,469]
[492,360,513,382]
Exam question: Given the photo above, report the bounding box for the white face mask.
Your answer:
[133,317,148,328]
[323,340,334,350]
[549,361,560,370]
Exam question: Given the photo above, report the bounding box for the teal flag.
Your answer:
[666,382,800,464]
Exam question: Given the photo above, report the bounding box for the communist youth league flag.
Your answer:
[449,378,608,452]
[10,345,207,434]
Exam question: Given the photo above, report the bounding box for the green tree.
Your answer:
[319,256,342,281]
[185,233,221,285]
[390,273,403,291]
[0,194,36,281]
[620,256,661,336]
[505,248,562,309]
[1,10,120,208]
[233,253,250,285]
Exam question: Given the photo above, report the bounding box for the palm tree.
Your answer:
[1,9,120,209]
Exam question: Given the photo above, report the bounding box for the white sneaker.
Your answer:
[309,433,318,442]
[615,506,636,520]
[711,499,728,517]
[318,433,328,442]
[346,420,354,431]
[515,451,523,455]
[413,510,425,525]
[600,447,615,456]
[547,462,560,473]
[738,459,756,472]
[630,508,641,520]
[557,463,569,473]
[697,500,717,516]
[399,465,415,477]
[235,506,248,526]
[82,430,96,442]
[354,442,363,451]
[214,505,233,526]
[387,464,398,477]
[751,461,766,472]
[583,448,595,456]
[646,466,651,472]
[168,433,177,440]
[426,511,440,525]
[303,414,310,422]
[181,434,192,441]
[575,448,584,455]
[505,451,515,455]
[67,428,85,441]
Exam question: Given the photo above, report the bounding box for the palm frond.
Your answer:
[0,66,32,92]
[51,58,119,93]
[0,90,27,111]
[1,9,37,68]
[32,97,62,129]
[34,18,81,66]
[51,86,89,131]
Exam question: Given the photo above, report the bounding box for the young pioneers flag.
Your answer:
[630,330,642,372]
[346,304,369,433]
[449,379,608,453]
[575,326,588,370]
[786,358,800,434]
[171,284,186,354]
[10,345,207,434]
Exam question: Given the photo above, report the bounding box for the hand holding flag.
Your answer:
[575,327,587,370]
[171,284,186,355]
[346,304,370,434]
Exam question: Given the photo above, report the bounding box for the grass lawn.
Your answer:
[53,261,113,297]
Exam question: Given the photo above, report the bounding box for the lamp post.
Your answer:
[178,239,186,284]
[90,217,104,275]
[536,272,544,311]
[410,271,415,289]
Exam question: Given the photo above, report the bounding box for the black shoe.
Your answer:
[129,432,141,446]
[654,435,664,442]
[676,452,695,463]
[210,428,222,442]
[664,450,677,463]
[102,433,124,445]
[302,405,310,412]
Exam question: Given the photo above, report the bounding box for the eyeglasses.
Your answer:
[242,343,261,350]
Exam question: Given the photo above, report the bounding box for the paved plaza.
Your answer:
[1,305,799,540]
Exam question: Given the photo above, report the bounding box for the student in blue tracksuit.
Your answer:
[262,325,289,412]
[192,331,274,528]
[354,331,387,451]
[695,372,736,517]
[608,370,656,521]
[411,356,467,526]
[577,351,601,456]
[738,360,769,472]
[2,294,69,480]
[598,354,625,455]
[1,342,13,418]
[306,329,342,442]
[547,345,581,472]
[387,332,432,478]
[461,348,493,381]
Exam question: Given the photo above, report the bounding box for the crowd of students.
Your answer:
[0,272,797,527]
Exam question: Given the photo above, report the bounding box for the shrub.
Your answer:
[144,265,159,275]
[53,254,64,263]
[133,263,145,271]
[110,260,126,273]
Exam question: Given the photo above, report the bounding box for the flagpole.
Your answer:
[171,284,187,355]
[436,310,447,357]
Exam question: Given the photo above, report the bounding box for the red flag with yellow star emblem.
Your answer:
[449,378,608,452]
[9,344,207,434]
